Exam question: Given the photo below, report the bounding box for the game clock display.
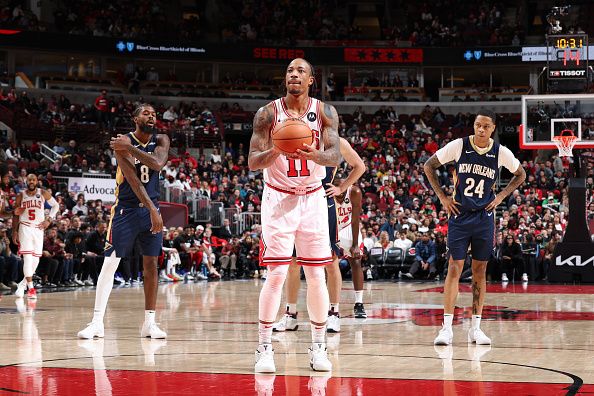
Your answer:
[547,34,588,79]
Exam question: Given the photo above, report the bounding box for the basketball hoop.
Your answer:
[552,129,578,157]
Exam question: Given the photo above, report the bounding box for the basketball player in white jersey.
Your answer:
[13,174,59,299]
[273,138,366,333]
[249,58,341,373]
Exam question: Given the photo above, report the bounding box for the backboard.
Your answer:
[520,94,594,150]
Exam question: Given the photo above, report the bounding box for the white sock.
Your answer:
[258,322,273,345]
[330,303,339,314]
[145,310,156,324]
[23,255,39,279]
[288,303,297,314]
[303,266,329,324]
[27,281,34,289]
[354,290,363,304]
[92,253,121,323]
[258,265,289,344]
[443,313,454,328]
[472,315,481,330]
[310,322,326,344]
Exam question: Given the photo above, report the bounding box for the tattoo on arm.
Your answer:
[317,104,341,166]
[498,166,526,198]
[423,155,446,199]
[115,151,156,211]
[350,187,362,246]
[127,134,170,171]
[340,138,366,189]
[248,105,278,170]
[12,194,21,233]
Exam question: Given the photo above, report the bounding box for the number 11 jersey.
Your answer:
[264,97,325,189]
[115,132,159,206]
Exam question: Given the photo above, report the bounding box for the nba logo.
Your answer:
[126,42,135,52]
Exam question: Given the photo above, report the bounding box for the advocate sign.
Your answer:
[68,177,117,202]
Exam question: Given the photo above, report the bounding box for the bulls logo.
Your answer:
[36,194,40,199]
[307,112,317,122]
[345,197,350,204]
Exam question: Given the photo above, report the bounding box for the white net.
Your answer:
[552,130,578,157]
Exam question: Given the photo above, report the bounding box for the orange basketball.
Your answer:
[272,118,313,153]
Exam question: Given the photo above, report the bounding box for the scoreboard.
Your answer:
[546,34,588,92]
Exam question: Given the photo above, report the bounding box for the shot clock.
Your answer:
[546,34,588,79]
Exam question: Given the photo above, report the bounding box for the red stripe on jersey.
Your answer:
[280,97,311,119]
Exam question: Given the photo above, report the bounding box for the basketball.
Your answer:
[271,118,313,153]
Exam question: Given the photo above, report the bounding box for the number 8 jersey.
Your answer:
[436,136,520,212]
[264,97,325,189]
[115,132,160,206]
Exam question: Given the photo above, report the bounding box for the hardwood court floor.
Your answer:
[1,280,594,395]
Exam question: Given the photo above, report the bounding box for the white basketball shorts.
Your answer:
[260,184,332,266]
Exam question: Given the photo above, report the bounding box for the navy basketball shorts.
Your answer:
[447,210,495,261]
[327,196,341,256]
[105,205,163,258]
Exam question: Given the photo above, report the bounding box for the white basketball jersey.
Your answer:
[19,189,46,227]
[336,186,353,231]
[264,97,325,189]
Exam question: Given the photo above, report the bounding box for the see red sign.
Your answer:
[253,48,305,60]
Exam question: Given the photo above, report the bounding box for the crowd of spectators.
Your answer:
[382,0,525,47]
[1,93,594,292]
[219,0,357,44]
[0,88,221,151]
[0,0,202,40]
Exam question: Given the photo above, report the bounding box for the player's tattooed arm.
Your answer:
[298,103,341,166]
[485,165,526,211]
[11,193,22,245]
[248,104,281,170]
[423,155,446,199]
[111,134,170,171]
[350,185,363,259]
[115,151,157,212]
[424,154,460,216]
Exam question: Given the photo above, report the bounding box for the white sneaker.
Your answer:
[272,313,298,332]
[84,279,94,286]
[309,343,332,371]
[159,272,172,282]
[196,273,208,280]
[468,328,491,345]
[77,321,105,339]
[185,273,195,281]
[74,278,85,286]
[434,326,453,345]
[15,285,25,298]
[255,344,276,373]
[501,273,509,282]
[326,314,340,333]
[141,322,167,339]
[521,273,528,282]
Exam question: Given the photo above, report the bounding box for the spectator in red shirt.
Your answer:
[94,90,110,129]
[183,152,198,169]
[385,123,400,144]
[424,136,439,154]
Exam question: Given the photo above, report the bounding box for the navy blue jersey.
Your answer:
[453,137,499,212]
[322,166,337,186]
[115,132,159,206]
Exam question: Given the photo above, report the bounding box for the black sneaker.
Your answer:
[354,303,367,319]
